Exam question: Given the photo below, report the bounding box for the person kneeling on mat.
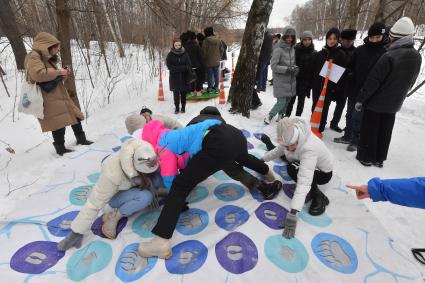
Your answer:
[261,117,333,239]
[57,139,164,251]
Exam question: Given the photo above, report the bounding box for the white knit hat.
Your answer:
[125,114,146,135]
[133,141,158,173]
[390,17,415,38]
[276,118,299,146]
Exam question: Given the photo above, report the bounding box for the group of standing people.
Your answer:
[166,27,227,114]
[263,16,422,168]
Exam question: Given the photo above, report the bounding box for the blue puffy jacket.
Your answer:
[368,177,425,209]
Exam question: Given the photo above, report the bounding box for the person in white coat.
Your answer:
[57,139,164,251]
[261,117,333,238]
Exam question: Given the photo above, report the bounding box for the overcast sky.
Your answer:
[268,0,309,28]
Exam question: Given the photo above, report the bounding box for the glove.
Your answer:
[281,212,298,239]
[286,66,299,76]
[57,231,83,252]
[355,102,363,112]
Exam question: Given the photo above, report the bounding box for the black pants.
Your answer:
[286,89,309,117]
[331,95,347,127]
[173,91,187,111]
[152,124,269,239]
[287,162,332,196]
[357,109,396,163]
[342,97,356,140]
[312,89,333,132]
[52,121,84,145]
[194,67,204,92]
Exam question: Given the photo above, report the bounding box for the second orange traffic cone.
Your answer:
[158,61,165,101]
[219,63,226,104]
[310,59,333,139]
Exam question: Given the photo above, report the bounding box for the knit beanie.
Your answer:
[341,29,357,40]
[390,17,415,38]
[283,26,296,37]
[368,22,386,37]
[300,30,314,40]
[125,114,146,135]
[277,118,299,146]
[326,27,340,40]
[204,27,214,37]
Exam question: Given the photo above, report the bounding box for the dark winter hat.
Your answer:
[204,27,214,37]
[140,106,153,115]
[200,106,221,116]
[300,30,314,40]
[368,22,386,37]
[196,33,205,42]
[179,32,189,43]
[326,27,340,40]
[341,29,357,40]
[188,31,197,40]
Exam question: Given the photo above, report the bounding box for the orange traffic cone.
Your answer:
[219,65,226,104]
[311,59,333,139]
[158,61,165,101]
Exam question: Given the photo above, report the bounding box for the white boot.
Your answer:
[101,209,122,239]
[265,169,276,183]
[138,236,172,259]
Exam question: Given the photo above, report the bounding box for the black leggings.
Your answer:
[152,124,269,239]
[287,162,332,195]
[52,121,84,145]
[173,91,187,110]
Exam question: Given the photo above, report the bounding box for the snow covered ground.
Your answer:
[0,36,425,281]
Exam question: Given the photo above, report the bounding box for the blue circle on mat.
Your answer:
[47,211,79,237]
[112,146,121,152]
[120,136,133,143]
[176,208,209,236]
[69,185,93,206]
[115,243,157,282]
[273,165,293,181]
[66,240,112,281]
[299,208,332,227]
[253,132,263,140]
[215,205,249,231]
[186,186,209,204]
[214,183,245,202]
[213,170,232,181]
[165,240,208,274]
[247,141,254,150]
[311,233,358,274]
[249,188,264,202]
[265,235,309,273]
[132,210,160,238]
[241,129,251,138]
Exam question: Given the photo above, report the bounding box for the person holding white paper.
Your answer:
[311,28,347,133]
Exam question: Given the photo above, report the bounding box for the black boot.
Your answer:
[308,190,329,216]
[53,142,73,156]
[181,105,186,113]
[75,132,93,145]
[258,180,282,200]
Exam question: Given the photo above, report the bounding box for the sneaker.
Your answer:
[330,124,343,133]
[356,157,372,167]
[264,116,271,125]
[373,161,383,168]
[334,136,350,144]
[138,236,172,259]
[346,144,357,152]
[258,180,282,200]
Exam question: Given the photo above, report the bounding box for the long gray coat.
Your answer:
[270,39,297,98]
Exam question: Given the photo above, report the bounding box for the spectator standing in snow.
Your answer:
[334,23,387,151]
[285,30,316,117]
[355,17,422,168]
[202,27,224,93]
[166,38,192,114]
[330,29,357,133]
[260,117,334,239]
[25,32,93,156]
[264,26,298,125]
[311,27,347,133]
[256,31,273,92]
[185,31,205,96]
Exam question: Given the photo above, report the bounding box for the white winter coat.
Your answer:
[152,114,183,130]
[263,118,333,211]
[71,139,150,234]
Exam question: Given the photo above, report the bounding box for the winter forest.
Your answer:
[1,0,425,282]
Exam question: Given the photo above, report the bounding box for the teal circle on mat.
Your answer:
[115,243,157,282]
[69,185,94,206]
[66,240,112,281]
[213,170,232,181]
[87,172,101,184]
[132,210,161,238]
[264,235,309,273]
[186,186,209,204]
[214,183,245,202]
[299,207,332,227]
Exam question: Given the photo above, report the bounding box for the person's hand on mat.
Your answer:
[347,184,370,200]
[57,231,83,251]
[281,212,298,239]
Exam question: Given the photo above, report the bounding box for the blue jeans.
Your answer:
[256,62,269,91]
[207,65,220,90]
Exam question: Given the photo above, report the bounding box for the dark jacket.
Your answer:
[259,31,274,64]
[312,45,347,101]
[339,45,356,98]
[166,48,192,92]
[202,35,224,67]
[185,40,204,69]
[357,35,422,113]
[350,38,386,99]
[187,106,226,126]
[295,42,316,93]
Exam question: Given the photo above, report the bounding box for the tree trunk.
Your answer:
[228,0,274,117]
[55,0,81,109]
[99,0,125,57]
[374,0,386,23]
[0,0,27,70]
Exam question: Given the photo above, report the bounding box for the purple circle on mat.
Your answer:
[241,129,251,138]
[10,241,65,274]
[253,132,263,141]
[255,202,288,229]
[247,141,254,150]
[282,183,296,199]
[215,232,258,274]
[91,216,128,238]
[273,165,293,181]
